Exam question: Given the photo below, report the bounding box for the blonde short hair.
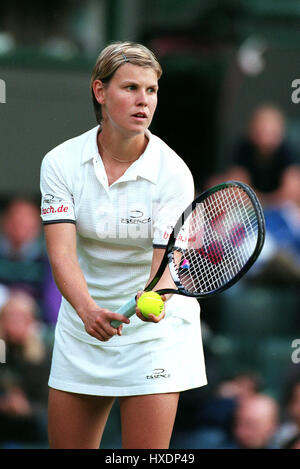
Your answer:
[90,41,162,124]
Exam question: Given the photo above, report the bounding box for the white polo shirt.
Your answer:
[40,126,200,345]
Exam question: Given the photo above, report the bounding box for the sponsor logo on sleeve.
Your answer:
[43,194,62,204]
[41,204,69,215]
[41,194,69,215]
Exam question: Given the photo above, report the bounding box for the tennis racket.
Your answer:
[111,181,265,328]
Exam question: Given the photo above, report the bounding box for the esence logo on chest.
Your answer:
[121,210,151,224]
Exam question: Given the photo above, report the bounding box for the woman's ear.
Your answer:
[92,80,106,105]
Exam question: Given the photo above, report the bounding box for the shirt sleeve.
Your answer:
[152,165,195,248]
[40,154,76,225]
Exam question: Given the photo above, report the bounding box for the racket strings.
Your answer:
[195,189,256,290]
[173,186,260,294]
[198,189,256,289]
[201,189,256,289]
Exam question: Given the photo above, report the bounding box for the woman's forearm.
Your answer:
[49,253,97,319]
[44,223,128,341]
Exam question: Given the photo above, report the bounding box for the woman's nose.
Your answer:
[135,89,147,106]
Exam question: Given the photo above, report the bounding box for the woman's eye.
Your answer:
[148,86,158,94]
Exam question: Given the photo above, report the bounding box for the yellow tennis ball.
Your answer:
[137,292,164,318]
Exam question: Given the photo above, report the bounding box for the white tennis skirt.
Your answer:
[48,317,207,396]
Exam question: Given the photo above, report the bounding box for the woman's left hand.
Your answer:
[135,291,167,323]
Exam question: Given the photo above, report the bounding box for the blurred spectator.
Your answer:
[216,372,261,400]
[274,380,300,448]
[208,104,300,207]
[206,108,300,288]
[0,290,52,447]
[0,197,61,326]
[246,167,300,286]
[171,372,262,449]
[226,394,279,449]
[227,104,300,206]
[196,371,261,431]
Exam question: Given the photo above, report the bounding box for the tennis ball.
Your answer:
[137,292,164,319]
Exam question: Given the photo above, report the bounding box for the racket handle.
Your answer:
[110,297,137,328]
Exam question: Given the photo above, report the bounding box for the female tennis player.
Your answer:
[40,41,207,449]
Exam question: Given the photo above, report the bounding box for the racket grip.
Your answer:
[110,296,137,328]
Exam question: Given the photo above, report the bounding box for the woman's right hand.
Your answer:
[79,305,130,342]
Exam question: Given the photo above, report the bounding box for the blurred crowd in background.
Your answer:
[1,0,300,449]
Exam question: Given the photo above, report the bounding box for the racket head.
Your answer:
[161,181,265,298]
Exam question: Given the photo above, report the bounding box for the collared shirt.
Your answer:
[40,126,199,344]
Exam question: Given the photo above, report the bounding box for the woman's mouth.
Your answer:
[132,112,147,120]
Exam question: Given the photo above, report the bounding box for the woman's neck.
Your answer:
[97,128,148,165]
